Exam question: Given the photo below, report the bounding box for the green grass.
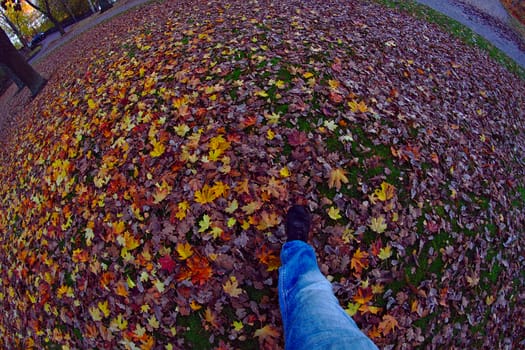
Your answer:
[374,0,525,80]
[179,312,211,348]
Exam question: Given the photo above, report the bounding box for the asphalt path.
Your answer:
[29,0,151,63]
[413,0,525,69]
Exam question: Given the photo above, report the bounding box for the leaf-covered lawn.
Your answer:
[1,0,524,348]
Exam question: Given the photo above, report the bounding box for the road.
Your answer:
[413,0,525,69]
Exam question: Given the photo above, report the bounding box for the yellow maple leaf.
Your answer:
[345,302,360,316]
[198,214,211,233]
[134,324,146,337]
[110,314,128,331]
[223,276,243,298]
[175,200,189,220]
[150,139,166,157]
[372,283,385,294]
[148,315,160,329]
[225,199,238,214]
[369,215,387,233]
[153,279,166,293]
[370,182,396,203]
[176,242,194,260]
[227,217,237,228]
[113,221,126,234]
[209,135,230,157]
[303,72,314,79]
[211,226,223,239]
[378,246,392,260]
[328,168,349,190]
[190,300,202,310]
[233,320,244,331]
[98,300,110,318]
[211,181,229,198]
[57,285,73,299]
[348,100,368,113]
[328,79,340,90]
[87,99,97,109]
[273,80,285,89]
[279,166,291,178]
[174,124,190,137]
[327,206,342,220]
[89,306,102,321]
[255,90,269,98]
[195,184,218,204]
[117,231,141,251]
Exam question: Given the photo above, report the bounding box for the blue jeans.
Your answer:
[279,241,379,350]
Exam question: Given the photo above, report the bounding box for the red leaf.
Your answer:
[159,255,177,274]
[288,130,309,146]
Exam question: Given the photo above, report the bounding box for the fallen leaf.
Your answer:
[328,168,349,190]
[176,242,194,260]
[369,215,387,233]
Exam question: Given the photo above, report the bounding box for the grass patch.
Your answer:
[374,0,525,80]
[405,231,450,286]
[179,312,211,348]
[512,185,525,208]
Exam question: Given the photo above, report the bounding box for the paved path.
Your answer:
[30,0,151,63]
[413,0,525,69]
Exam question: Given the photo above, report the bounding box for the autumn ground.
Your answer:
[0,0,524,348]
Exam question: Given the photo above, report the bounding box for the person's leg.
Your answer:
[279,241,378,349]
[279,206,378,350]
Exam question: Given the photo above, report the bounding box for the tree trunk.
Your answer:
[86,0,98,14]
[25,0,66,36]
[58,0,77,22]
[0,28,46,96]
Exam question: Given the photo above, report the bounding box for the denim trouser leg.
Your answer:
[278,241,379,350]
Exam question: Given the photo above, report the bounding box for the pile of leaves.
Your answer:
[0,0,524,348]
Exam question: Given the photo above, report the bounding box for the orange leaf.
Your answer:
[254,325,279,340]
[378,314,399,336]
[256,245,280,271]
[178,255,212,286]
[328,168,349,190]
[100,271,115,289]
[353,287,373,305]
[350,248,369,277]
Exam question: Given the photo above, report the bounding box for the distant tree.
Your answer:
[0,27,46,96]
[3,2,39,39]
[1,0,66,35]
[0,7,28,47]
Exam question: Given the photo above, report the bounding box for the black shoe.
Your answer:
[285,205,311,242]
